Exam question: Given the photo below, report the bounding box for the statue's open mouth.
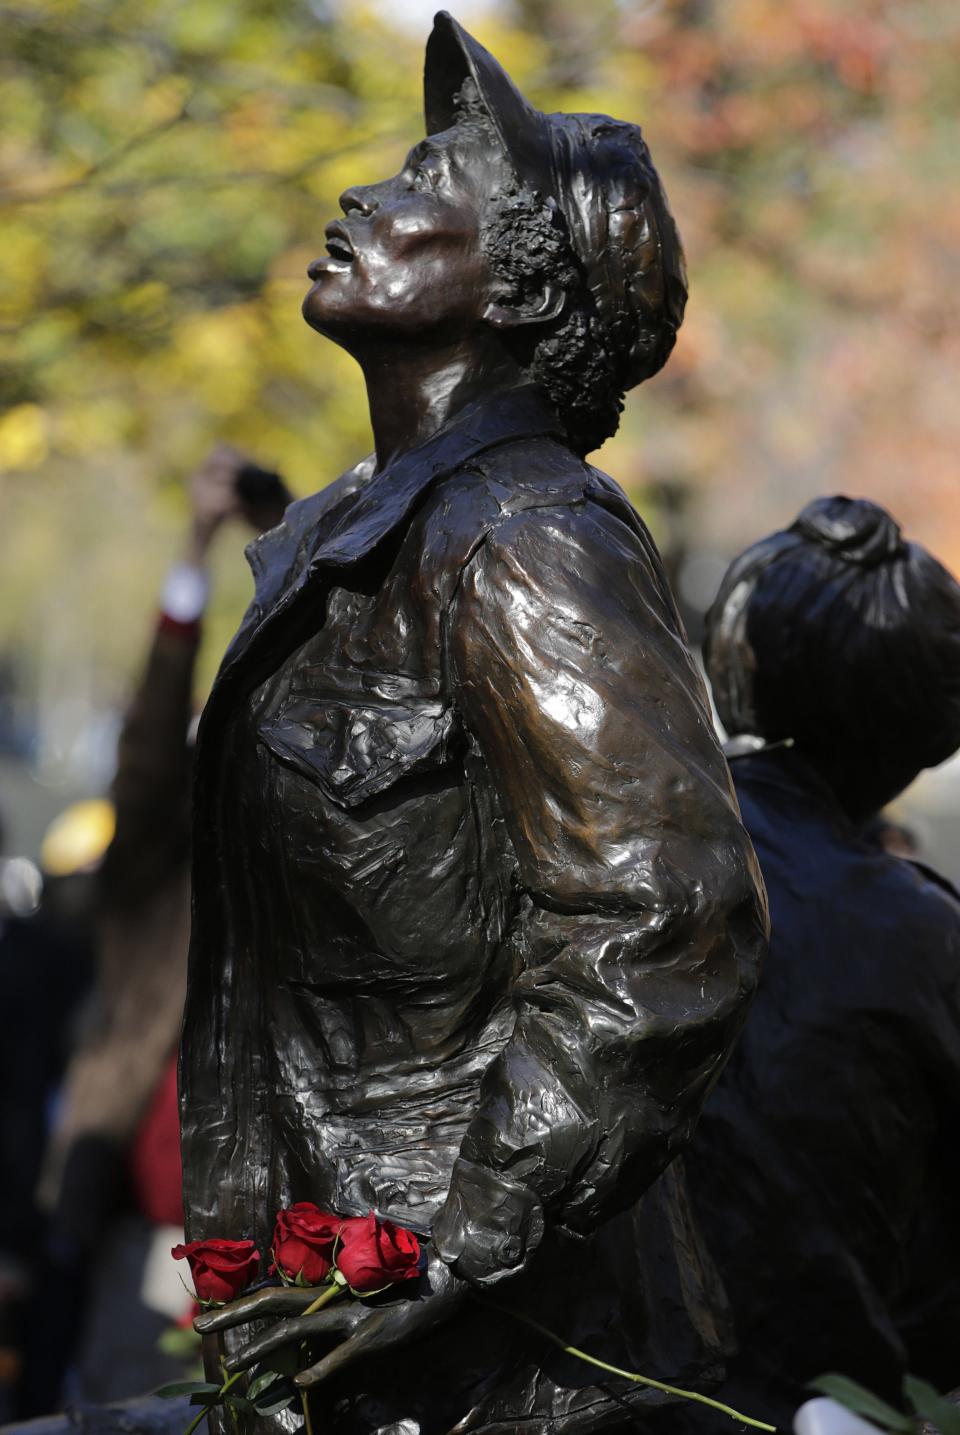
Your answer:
[324,223,355,263]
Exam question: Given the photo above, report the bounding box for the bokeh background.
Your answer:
[2,0,959,867]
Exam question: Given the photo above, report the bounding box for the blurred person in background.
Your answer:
[0,805,102,1421]
[678,496,960,1428]
[13,447,290,1417]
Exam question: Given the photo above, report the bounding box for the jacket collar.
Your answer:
[217,384,562,689]
[309,382,560,569]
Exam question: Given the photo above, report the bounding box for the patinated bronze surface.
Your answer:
[180,14,767,1433]
[681,497,960,1429]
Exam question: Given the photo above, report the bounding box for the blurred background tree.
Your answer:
[1,0,959,845]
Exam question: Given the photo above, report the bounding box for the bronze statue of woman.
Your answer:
[180,14,767,1434]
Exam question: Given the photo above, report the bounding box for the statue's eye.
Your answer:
[412,165,435,191]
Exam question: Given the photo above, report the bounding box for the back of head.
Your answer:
[705,496,960,819]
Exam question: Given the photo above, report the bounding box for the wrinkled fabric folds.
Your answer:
[181,389,766,1433]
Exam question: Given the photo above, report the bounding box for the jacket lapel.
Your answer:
[213,386,560,696]
[217,456,375,681]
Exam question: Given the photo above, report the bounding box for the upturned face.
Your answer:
[302,121,514,347]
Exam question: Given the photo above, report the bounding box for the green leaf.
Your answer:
[153,1381,221,1399]
[223,1396,255,1414]
[189,1391,225,1407]
[903,1376,960,1435]
[809,1375,912,1432]
[255,1389,297,1416]
[247,1370,280,1401]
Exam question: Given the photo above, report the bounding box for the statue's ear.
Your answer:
[483,282,564,330]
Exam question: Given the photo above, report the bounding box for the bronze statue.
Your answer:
[180,14,767,1433]
[681,496,960,1429]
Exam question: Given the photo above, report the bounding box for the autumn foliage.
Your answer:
[1,0,957,713]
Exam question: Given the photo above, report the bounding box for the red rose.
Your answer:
[272,1203,343,1285]
[335,1212,421,1293]
[171,1238,259,1304]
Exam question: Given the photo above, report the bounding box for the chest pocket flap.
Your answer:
[258,695,457,809]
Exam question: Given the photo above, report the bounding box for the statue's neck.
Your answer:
[357,338,524,471]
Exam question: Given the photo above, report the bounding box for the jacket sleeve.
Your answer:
[432,499,767,1285]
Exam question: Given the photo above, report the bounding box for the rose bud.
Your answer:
[272,1203,343,1285]
[335,1212,421,1294]
[171,1238,259,1304]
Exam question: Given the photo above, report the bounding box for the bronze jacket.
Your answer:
[181,387,767,1435]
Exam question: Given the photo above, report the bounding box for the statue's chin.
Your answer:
[301,289,345,340]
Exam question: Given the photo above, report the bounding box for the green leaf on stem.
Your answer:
[809,1375,913,1432]
[153,1381,221,1399]
[188,1391,226,1406]
[256,1388,298,1417]
[247,1364,297,1414]
[247,1370,281,1400]
[223,1396,256,1413]
[903,1376,960,1435]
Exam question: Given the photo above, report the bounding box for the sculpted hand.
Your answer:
[194,1249,467,1390]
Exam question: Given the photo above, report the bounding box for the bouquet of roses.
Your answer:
[159,1202,777,1435]
[157,1204,421,1433]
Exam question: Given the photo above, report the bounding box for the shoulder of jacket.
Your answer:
[469,457,664,581]
[858,855,960,1004]
[444,435,591,508]
[411,442,665,611]
[887,857,960,941]
[901,857,960,907]
[409,438,587,566]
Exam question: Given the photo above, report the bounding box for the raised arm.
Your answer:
[433,499,767,1284]
[105,446,290,908]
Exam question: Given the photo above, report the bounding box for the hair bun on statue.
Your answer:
[790,495,905,568]
[705,494,960,818]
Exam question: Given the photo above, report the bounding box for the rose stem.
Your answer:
[182,1369,245,1435]
[301,1281,345,1318]
[477,1300,777,1435]
[297,1282,345,1435]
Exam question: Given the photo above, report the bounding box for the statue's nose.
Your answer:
[340,184,379,217]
